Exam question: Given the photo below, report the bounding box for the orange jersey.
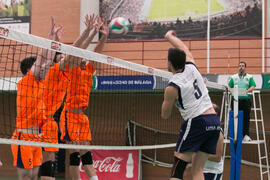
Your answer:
[43,63,69,116]
[65,63,95,110]
[16,71,45,129]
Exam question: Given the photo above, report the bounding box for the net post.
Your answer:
[223,86,230,141]
[233,85,238,142]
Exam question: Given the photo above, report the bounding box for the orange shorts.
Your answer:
[60,110,91,142]
[40,118,59,152]
[11,130,42,169]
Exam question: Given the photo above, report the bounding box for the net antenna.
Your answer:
[233,85,239,142]
[0,27,227,154]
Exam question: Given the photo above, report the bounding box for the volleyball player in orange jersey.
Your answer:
[60,16,109,180]
[39,54,69,180]
[38,18,67,180]
[11,18,62,180]
[39,15,98,180]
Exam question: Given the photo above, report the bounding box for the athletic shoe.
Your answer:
[243,135,252,142]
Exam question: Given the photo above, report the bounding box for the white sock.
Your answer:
[90,176,98,180]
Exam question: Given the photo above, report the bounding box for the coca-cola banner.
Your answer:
[80,150,141,180]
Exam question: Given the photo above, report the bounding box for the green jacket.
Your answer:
[228,73,256,99]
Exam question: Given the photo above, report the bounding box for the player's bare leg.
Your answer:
[169,152,193,180]
[191,151,209,180]
[69,148,81,180]
[41,151,56,180]
[32,166,40,180]
[80,142,98,180]
[17,168,33,180]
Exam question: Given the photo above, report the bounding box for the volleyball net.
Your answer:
[0,26,226,159]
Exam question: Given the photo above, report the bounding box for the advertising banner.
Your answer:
[0,0,31,33]
[80,150,141,180]
[96,75,155,90]
[100,0,262,40]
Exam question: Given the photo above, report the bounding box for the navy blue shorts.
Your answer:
[175,114,220,154]
[204,173,222,180]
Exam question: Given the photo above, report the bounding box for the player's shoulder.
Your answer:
[86,63,96,74]
[169,73,188,88]
[20,71,36,83]
[185,62,197,68]
[185,62,200,74]
[17,71,37,90]
[170,73,183,82]
[51,63,60,70]
[170,62,197,83]
[245,73,254,78]
[46,63,61,76]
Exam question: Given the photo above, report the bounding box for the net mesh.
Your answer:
[0,38,38,139]
[0,27,225,157]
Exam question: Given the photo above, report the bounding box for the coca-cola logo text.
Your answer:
[0,27,9,37]
[80,157,122,173]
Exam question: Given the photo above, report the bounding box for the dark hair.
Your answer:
[213,103,221,117]
[20,56,36,75]
[239,61,246,67]
[168,48,186,71]
[53,51,62,63]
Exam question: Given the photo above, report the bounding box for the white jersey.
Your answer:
[168,62,212,121]
[204,157,224,174]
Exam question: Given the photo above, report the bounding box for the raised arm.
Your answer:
[60,14,99,70]
[73,14,96,47]
[31,17,63,79]
[165,30,194,63]
[80,15,101,49]
[94,22,109,53]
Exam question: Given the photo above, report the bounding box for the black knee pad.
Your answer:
[70,152,80,166]
[170,156,188,179]
[81,151,93,165]
[40,161,56,177]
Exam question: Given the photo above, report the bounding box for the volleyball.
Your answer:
[109,17,130,35]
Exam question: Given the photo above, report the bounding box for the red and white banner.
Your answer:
[80,150,140,180]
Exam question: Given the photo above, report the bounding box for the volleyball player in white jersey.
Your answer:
[161,30,220,180]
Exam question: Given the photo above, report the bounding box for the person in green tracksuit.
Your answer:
[228,61,256,142]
